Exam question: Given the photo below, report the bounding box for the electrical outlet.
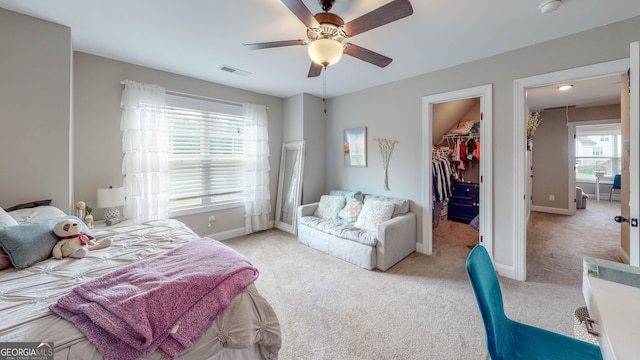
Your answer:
[208,215,216,227]
[549,195,555,201]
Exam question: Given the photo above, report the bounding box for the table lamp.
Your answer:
[97,186,125,221]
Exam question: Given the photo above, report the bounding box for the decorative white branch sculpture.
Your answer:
[374,138,399,191]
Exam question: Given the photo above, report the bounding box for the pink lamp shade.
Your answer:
[97,186,125,220]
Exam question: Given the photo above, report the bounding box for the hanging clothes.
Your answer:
[431,153,453,203]
[466,138,477,161]
[451,140,460,162]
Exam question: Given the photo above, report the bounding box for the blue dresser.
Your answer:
[449,182,479,223]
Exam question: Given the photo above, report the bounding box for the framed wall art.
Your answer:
[344,127,367,167]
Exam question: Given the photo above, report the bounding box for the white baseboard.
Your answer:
[530,205,572,215]
[585,193,621,202]
[207,220,275,241]
[416,242,427,254]
[206,227,246,241]
[495,263,516,279]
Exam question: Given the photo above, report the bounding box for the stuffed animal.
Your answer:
[52,218,113,259]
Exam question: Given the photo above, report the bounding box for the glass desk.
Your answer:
[582,257,640,360]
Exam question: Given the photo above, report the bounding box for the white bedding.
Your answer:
[0,217,281,359]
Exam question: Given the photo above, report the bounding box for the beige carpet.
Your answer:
[222,201,621,359]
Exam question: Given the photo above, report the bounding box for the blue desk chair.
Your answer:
[465,245,602,360]
[610,174,621,201]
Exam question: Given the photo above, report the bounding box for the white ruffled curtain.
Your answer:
[120,80,169,223]
[243,104,271,233]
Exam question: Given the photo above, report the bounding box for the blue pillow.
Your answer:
[0,216,91,269]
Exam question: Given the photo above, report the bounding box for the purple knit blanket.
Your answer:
[49,238,258,360]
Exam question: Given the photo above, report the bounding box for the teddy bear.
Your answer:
[52,218,113,259]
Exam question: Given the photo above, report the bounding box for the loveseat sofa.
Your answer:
[297,190,416,271]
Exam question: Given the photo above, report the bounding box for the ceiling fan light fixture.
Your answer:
[308,38,343,67]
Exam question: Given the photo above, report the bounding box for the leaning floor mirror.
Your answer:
[275,141,305,234]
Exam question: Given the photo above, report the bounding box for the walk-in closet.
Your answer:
[431,97,481,249]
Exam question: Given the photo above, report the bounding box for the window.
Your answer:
[166,94,245,212]
[575,123,621,181]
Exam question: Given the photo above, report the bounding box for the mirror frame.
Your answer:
[275,141,305,234]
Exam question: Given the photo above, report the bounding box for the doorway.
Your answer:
[420,85,493,256]
[513,59,630,280]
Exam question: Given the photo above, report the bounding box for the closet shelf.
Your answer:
[432,148,453,158]
[441,133,480,141]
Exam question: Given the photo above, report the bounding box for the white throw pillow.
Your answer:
[314,195,346,219]
[338,197,364,224]
[354,199,395,231]
[0,208,18,227]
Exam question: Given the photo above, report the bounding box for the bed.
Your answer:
[0,205,281,360]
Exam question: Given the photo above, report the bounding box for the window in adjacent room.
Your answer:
[166,94,245,213]
[591,146,603,156]
[575,123,621,181]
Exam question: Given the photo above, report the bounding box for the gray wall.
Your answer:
[0,8,72,212]
[73,52,285,237]
[301,93,325,204]
[3,5,640,273]
[532,104,621,209]
[326,16,640,269]
[283,93,326,204]
[531,109,571,208]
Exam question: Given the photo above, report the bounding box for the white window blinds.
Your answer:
[166,94,245,206]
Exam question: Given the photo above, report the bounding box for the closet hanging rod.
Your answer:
[119,80,268,110]
[441,133,479,139]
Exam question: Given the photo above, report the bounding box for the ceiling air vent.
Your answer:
[218,65,251,77]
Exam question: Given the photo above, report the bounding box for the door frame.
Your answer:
[630,42,639,267]
[513,59,629,280]
[420,84,493,257]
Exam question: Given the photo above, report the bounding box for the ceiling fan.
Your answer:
[244,0,413,77]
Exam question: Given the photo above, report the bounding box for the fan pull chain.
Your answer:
[323,66,327,114]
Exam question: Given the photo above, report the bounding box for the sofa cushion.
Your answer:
[313,195,346,219]
[363,194,409,217]
[354,199,395,231]
[338,197,364,224]
[329,190,364,202]
[299,216,377,246]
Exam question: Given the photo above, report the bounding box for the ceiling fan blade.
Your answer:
[343,0,413,37]
[243,40,308,50]
[308,62,323,77]
[343,43,392,68]
[281,0,320,28]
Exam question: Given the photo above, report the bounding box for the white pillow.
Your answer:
[354,199,395,231]
[0,208,17,270]
[0,208,18,227]
[313,195,346,219]
[8,206,67,224]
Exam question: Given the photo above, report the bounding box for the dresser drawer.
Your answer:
[449,182,480,224]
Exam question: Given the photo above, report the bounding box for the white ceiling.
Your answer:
[1,0,639,103]
[527,74,624,110]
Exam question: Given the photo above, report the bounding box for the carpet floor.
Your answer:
[222,200,621,359]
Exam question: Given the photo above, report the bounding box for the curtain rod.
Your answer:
[120,80,268,110]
